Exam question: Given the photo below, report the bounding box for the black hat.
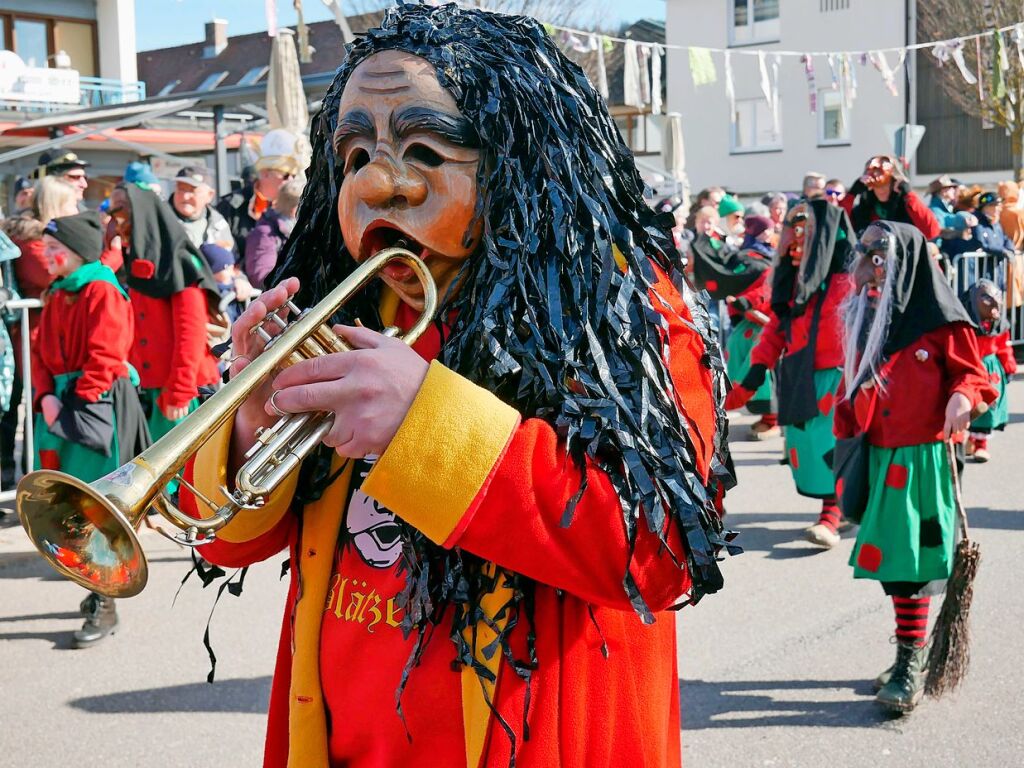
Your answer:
[37,151,89,177]
[13,176,32,194]
[43,212,104,263]
[175,165,214,188]
[977,191,1001,208]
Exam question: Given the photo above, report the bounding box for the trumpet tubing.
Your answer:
[16,247,438,598]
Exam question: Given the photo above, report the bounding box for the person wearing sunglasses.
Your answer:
[824,179,846,206]
[34,151,90,202]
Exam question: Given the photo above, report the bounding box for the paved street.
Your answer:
[0,379,1021,768]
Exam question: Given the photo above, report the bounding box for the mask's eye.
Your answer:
[405,144,444,168]
[794,226,804,238]
[344,148,370,175]
[871,253,885,267]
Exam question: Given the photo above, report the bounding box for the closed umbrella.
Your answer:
[266,28,311,175]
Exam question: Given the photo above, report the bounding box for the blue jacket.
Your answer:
[943,211,1014,259]
[927,195,971,232]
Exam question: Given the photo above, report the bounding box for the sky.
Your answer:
[135,0,666,52]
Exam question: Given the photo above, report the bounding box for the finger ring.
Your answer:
[269,390,287,418]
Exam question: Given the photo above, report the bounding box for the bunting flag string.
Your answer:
[800,54,817,114]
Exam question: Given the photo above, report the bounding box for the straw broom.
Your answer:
[924,440,980,697]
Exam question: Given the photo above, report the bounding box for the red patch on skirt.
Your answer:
[990,372,1001,384]
[39,450,60,470]
[705,279,719,292]
[818,392,834,415]
[857,544,883,572]
[744,327,754,339]
[835,476,845,499]
[789,448,799,468]
[885,464,908,490]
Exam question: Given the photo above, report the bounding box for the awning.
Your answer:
[7,98,198,134]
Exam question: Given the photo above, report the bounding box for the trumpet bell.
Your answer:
[17,470,147,598]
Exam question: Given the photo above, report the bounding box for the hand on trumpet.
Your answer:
[268,324,428,458]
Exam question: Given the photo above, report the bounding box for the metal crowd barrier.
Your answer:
[948,250,1023,348]
[0,298,43,504]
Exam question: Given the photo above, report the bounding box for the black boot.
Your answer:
[72,593,119,649]
[875,640,926,713]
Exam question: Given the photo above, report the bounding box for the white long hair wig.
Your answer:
[842,233,897,397]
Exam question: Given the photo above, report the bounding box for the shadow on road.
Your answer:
[965,507,1024,532]
[0,611,80,623]
[679,678,894,730]
[68,676,272,714]
[0,628,73,648]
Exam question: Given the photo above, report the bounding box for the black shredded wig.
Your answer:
[270,1,731,732]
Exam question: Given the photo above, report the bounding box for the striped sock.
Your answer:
[817,496,841,533]
[893,596,931,646]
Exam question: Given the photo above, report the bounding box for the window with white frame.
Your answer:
[732,98,781,153]
[818,89,850,145]
[730,0,780,46]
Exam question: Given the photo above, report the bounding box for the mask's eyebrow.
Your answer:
[333,109,375,151]
[391,106,479,148]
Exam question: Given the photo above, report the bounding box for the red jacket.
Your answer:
[32,279,133,410]
[726,269,773,326]
[750,274,852,371]
[128,284,219,410]
[181,265,719,768]
[977,329,1017,376]
[840,189,941,240]
[834,323,998,447]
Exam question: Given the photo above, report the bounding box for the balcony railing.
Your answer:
[0,76,146,113]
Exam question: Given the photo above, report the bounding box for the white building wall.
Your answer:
[666,0,907,196]
[96,0,137,83]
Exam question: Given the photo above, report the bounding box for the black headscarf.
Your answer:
[270,2,731,730]
[959,279,1004,337]
[771,198,852,318]
[860,221,973,354]
[121,184,220,300]
[691,235,771,301]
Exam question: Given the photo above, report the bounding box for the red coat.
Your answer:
[840,189,941,240]
[726,269,773,326]
[128,284,219,410]
[32,279,133,410]
[750,274,852,371]
[181,265,719,768]
[834,323,998,447]
[977,329,1017,375]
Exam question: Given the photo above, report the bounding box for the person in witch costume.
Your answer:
[693,215,778,438]
[180,6,732,767]
[32,212,150,649]
[836,221,997,713]
[726,199,854,548]
[107,184,223,448]
[959,279,1016,462]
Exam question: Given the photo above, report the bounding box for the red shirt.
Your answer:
[726,269,773,326]
[834,323,998,447]
[32,278,133,409]
[976,329,1017,375]
[751,274,852,371]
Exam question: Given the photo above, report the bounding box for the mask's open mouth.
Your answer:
[360,221,431,285]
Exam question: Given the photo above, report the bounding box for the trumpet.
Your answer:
[16,247,437,598]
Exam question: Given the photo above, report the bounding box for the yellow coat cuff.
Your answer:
[362,361,520,546]
[191,417,296,544]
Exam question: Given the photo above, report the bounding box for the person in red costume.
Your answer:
[835,221,997,713]
[180,6,732,767]
[727,199,854,548]
[107,184,222,448]
[958,279,1016,461]
[841,154,940,239]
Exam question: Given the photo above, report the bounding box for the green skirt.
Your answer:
[726,318,774,414]
[784,367,841,498]
[972,353,1009,431]
[34,373,121,482]
[850,442,956,583]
